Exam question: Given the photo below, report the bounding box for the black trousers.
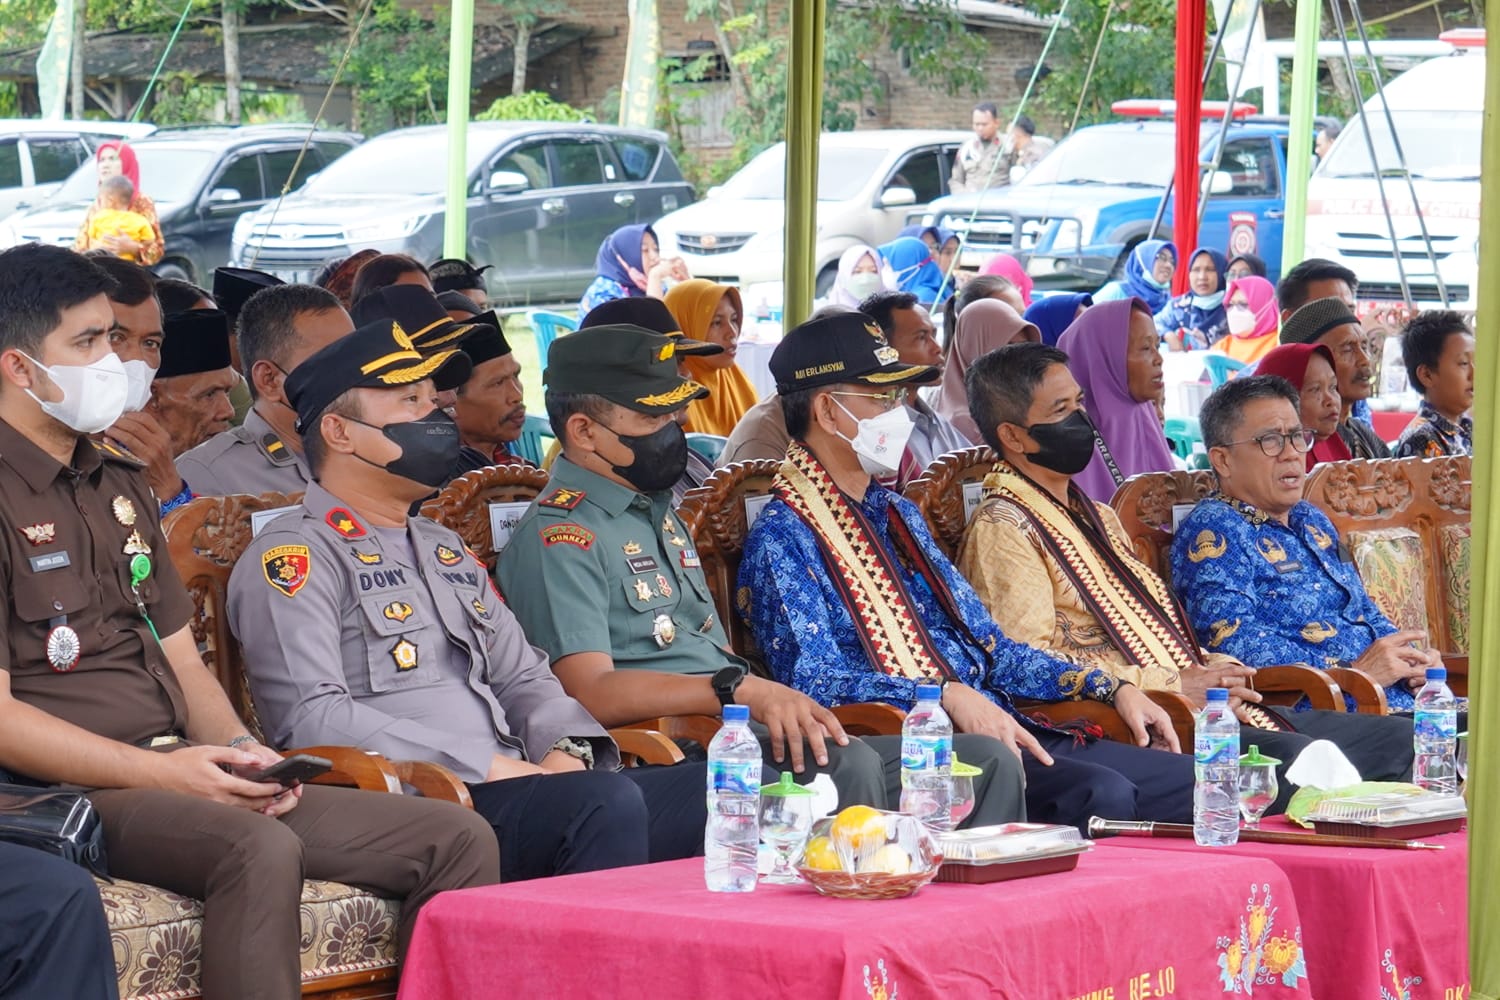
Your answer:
[0,842,118,1000]
[1250,707,1416,812]
[1024,728,1196,832]
[467,763,710,882]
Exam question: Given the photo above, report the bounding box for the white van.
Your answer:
[1304,31,1483,310]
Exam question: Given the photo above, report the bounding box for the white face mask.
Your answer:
[120,358,157,412]
[22,351,130,434]
[1226,305,1257,337]
[845,271,882,301]
[835,398,915,478]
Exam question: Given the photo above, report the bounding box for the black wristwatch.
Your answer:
[711,664,748,707]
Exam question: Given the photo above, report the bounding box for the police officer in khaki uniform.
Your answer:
[175,284,352,497]
[0,244,498,1000]
[229,315,709,874]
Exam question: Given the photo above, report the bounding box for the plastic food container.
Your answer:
[796,810,943,899]
[1306,792,1467,840]
[934,823,1093,884]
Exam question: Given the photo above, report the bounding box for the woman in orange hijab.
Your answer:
[663,278,759,436]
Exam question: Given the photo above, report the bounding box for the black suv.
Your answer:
[2,124,362,283]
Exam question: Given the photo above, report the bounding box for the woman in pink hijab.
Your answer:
[980,253,1034,305]
[934,298,1040,443]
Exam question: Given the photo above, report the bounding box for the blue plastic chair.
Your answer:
[1202,354,1249,387]
[527,310,578,360]
[512,413,555,467]
[1163,416,1203,462]
[685,433,728,464]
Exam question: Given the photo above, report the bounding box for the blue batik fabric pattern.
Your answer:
[737,485,1121,714]
[1169,494,1412,711]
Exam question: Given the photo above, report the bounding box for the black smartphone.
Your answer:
[238,753,333,785]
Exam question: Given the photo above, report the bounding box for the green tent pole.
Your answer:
[444,0,476,259]
[1278,0,1320,272]
[783,0,825,329]
[1468,10,1500,997]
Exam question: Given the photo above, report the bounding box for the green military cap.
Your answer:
[544,324,709,416]
[578,297,724,357]
[286,317,472,434]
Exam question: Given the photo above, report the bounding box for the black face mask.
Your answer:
[601,419,688,493]
[1023,410,1098,476]
[352,410,461,488]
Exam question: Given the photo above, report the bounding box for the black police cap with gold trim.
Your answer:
[578,296,724,357]
[351,284,484,353]
[544,324,709,416]
[770,311,938,394]
[286,317,473,433]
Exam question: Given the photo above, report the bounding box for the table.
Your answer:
[399,849,1314,1000]
[1096,821,1469,999]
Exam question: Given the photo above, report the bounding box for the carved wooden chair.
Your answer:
[673,461,907,739]
[1304,456,1472,695]
[416,466,683,765]
[900,445,998,561]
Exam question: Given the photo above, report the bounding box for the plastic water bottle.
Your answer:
[1413,667,1458,795]
[900,684,954,833]
[1193,688,1240,846]
[705,704,762,892]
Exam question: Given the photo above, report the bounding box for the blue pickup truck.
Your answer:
[922,114,1315,293]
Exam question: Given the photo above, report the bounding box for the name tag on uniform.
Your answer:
[626,555,659,574]
[962,481,986,523]
[1274,560,1303,575]
[29,551,70,572]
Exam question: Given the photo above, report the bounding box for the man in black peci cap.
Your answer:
[495,323,1025,823]
[736,312,1193,832]
[429,257,491,309]
[229,316,710,879]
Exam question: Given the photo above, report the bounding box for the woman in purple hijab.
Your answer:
[1056,297,1176,501]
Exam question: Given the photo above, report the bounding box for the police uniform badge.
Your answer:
[435,544,464,567]
[383,601,415,623]
[262,544,311,598]
[45,623,81,672]
[391,638,419,671]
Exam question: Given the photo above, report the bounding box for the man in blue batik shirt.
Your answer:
[738,311,1194,830]
[1171,376,1439,713]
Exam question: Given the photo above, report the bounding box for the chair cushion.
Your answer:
[100,876,398,999]
[1438,523,1471,654]
[1346,527,1430,637]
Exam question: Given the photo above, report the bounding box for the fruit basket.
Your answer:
[797,807,943,900]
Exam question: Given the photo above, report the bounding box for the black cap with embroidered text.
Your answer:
[579,296,724,356]
[770,311,938,393]
[544,324,708,416]
[158,309,234,378]
[286,318,473,433]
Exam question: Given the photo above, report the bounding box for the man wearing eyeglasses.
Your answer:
[959,346,1414,800]
[1171,376,1439,714]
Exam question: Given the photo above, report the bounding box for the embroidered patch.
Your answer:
[435,544,463,566]
[541,524,595,549]
[383,601,414,623]
[353,550,383,565]
[20,523,55,546]
[539,488,585,510]
[327,508,366,538]
[263,544,311,598]
[391,638,418,671]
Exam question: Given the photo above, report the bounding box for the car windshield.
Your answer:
[305,133,491,195]
[1018,128,1177,188]
[1318,110,1482,180]
[49,146,218,205]
[715,144,887,201]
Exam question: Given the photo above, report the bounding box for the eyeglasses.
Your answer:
[1225,429,1317,457]
[830,390,905,412]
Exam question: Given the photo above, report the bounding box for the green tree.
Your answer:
[335,0,450,129]
[476,91,591,122]
[483,0,571,97]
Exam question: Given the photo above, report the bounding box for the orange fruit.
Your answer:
[829,805,888,853]
[802,835,841,871]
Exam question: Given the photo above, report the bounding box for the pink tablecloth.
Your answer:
[1097,821,1469,999]
[399,848,1314,1000]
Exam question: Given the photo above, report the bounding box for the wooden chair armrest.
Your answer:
[394,760,473,808]
[1325,667,1390,716]
[611,728,686,766]
[626,715,723,751]
[1144,690,1197,754]
[1442,655,1468,698]
[1253,665,1345,713]
[288,745,402,794]
[1017,699,1133,744]
[831,702,906,736]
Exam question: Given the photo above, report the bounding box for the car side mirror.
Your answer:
[207,187,242,204]
[487,170,530,195]
[1204,171,1234,196]
[879,186,917,208]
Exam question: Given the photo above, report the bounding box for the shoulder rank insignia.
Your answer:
[20,523,55,546]
[262,544,311,598]
[540,523,595,550]
[539,488,585,510]
[391,638,418,671]
[95,439,144,465]
[471,598,491,619]
[260,433,295,466]
[353,550,383,565]
[383,601,414,623]
[327,508,367,539]
[435,544,463,566]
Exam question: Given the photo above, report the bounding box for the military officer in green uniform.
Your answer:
[175,284,352,496]
[496,324,1024,824]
